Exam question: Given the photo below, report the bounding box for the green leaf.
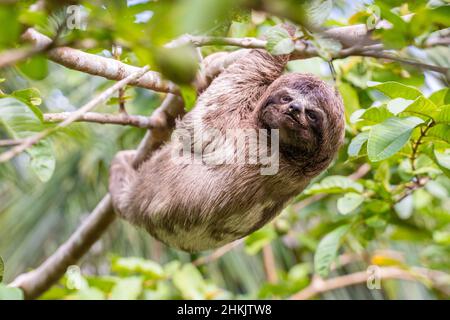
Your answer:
[401,96,437,119]
[172,264,206,300]
[348,131,369,157]
[265,26,294,55]
[228,21,251,38]
[394,194,414,220]
[155,45,199,85]
[429,88,450,106]
[306,176,364,195]
[18,54,49,80]
[0,284,24,300]
[109,277,143,300]
[311,34,342,60]
[111,257,164,279]
[180,85,197,111]
[360,105,394,124]
[27,140,55,182]
[434,105,450,124]
[297,0,333,28]
[11,88,42,106]
[337,193,364,215]
[367,116,424,162]
[73,287,105,300]
[0,6,20,48]
[433,231,450,245]
[244,225,277,255]
[0,97,42,136]
[11,88,43,122]
[337,82,360,122]
[370,81,422,100]
[432,150,450,177]
[374,160,391,191]
[314,224,350,278]
[2,88,44,122]
[427,124,450,144]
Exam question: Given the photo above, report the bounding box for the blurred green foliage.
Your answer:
[0,0,449,300]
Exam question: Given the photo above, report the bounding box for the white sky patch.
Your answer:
[128,0,150,6]
[135,10,153,23]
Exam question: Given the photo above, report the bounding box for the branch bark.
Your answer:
[290,266,449,300]
[10,93,185,299]
[262,244,278,284]
[0,66,150,163]
[289,267,416,300]
[0,139,25,147]
[180,34,448,76]
[43,112,156,129]
[21,28,178,94]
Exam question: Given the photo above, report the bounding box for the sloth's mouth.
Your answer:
[284,112,301,125]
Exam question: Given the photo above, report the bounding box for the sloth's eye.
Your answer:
[280,96,292,104]
[306,110,318,122]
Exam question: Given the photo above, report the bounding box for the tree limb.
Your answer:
[0,66,150,163]
[21,28,178,94]
[290,267,415,300]
[43,112,156,129]
[0,46,47,69]
[290,266,449,300]
[0,139,25,147]
[178,34,448,76]
[262,244,278,284]
[192,240,243,266]
[10,94,184,299]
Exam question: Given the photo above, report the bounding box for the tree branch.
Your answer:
[355,50,449,75]
[290,266,449,300]
[0,46,47,69]
[262,244,278,284]
[289,267,415,300]
[10,94,184,299]
[192,240,243,266]
[21,28,178,94]
[43,112,156,129]
[0,139,25,147]
[183,34,448,75]
[0,66,150,163]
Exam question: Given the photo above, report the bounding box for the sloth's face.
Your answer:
[256,73,344,164]
[260,86,326,154]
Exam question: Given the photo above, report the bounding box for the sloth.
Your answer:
[109,49,345,252]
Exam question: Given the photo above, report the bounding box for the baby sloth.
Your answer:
[109,49,345,252]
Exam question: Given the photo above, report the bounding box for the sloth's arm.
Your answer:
[200,50,289,106]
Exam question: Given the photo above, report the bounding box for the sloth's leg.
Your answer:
[109,150,137,216]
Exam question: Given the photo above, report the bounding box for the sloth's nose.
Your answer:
[288,102,303,113]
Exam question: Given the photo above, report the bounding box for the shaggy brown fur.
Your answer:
[109,49,345,252]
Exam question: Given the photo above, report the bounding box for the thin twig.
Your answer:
[410,120,435,172]
[290,267,415,300]
[0,139,25,147]
[168,33,448,76]
[0,46,46,69]
[290,266,449,300]
[357,50,449,75]
[262,244,278,284]
[192,240,244,266]
[0,66,149,163]
[43,112,155,129]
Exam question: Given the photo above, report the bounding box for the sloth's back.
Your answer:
[125,144,306,252]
